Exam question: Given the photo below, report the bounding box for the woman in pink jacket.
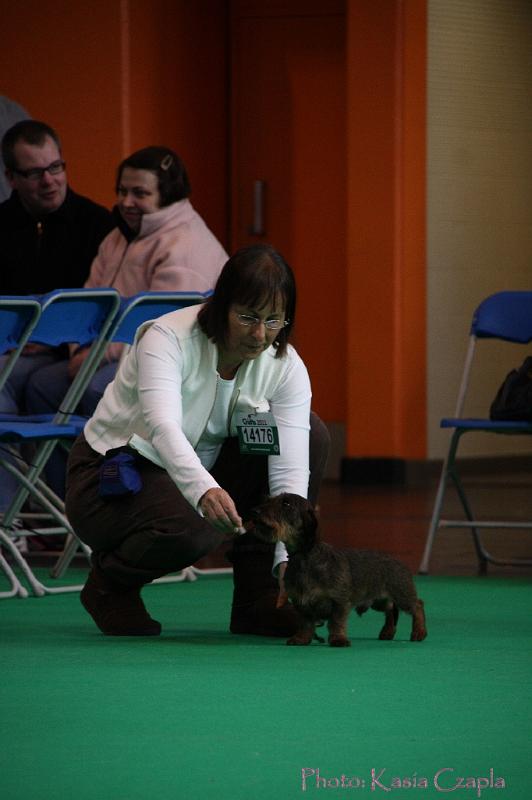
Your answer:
[25,146,228,496]
[88,146,227,299]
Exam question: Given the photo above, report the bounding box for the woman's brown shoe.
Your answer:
[80,566,161,636]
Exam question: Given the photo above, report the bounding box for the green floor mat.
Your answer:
[1,572,530,799]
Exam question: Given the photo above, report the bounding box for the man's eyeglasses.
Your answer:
[12,160,66,182]
[235,313,289,331]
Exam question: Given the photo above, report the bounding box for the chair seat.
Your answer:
[0,421,84,441]
[441,417,532,432]
[0,413,89,425]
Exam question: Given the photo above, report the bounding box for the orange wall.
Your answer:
[0,0,229,244]
[0,0,122,209]
[346,0,426,460]
[127,0,228,241]
[229,0,346,423]
[1,0,427,461]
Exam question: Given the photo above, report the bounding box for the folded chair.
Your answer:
[0,297,43,597]
[0,288,121,598]
[419,291,532,575]
[0,297,42,393]
[49,290,233,584]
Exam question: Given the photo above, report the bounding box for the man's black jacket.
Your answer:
[0,188,114,294]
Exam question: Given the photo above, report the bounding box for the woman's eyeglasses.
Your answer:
[235,313,289,331]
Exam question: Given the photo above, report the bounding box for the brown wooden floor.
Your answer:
[316,476,532,577]
[23,469,532,579]
[197,470,532,578]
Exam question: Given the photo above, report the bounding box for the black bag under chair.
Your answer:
[490,356,532,422]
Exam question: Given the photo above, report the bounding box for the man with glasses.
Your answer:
[0,119,113,294]
[0,120,113,520]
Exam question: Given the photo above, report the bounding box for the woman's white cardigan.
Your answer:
[85,304,311,509]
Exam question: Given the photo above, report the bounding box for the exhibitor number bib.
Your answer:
[236,412,280,456]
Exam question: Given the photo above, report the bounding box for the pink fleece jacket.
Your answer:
[86,198,228,296]
[85,198,228,361]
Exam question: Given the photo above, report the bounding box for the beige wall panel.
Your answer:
[427,0,532,458]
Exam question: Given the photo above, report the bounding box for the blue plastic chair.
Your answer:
[110,289,212,344]
[0,297,42,394]
[0,297,43,596]
[0,288,121,598]
[419,291,532,574]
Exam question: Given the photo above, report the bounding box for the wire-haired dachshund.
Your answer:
[251,493,427,647]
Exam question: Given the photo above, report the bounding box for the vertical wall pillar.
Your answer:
[343,0,427,483]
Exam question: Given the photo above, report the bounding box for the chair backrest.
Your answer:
[454,291,532,418]
[29,289,122,420]
[0,297,42,393]
[0,297,41,355]
[29,288,121,347]
[110,290,210,345]
[472,291,532,343]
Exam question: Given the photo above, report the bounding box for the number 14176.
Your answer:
[242,426,274,444]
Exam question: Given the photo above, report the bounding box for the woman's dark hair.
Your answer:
[198,244,296,358]
[115,146,190,207]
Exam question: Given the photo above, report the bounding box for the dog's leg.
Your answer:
[410,598,427,641]
[327,604,351,647]
[378,603,399,640]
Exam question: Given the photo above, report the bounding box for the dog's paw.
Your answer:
[410,627,427,642]
[328,635,351,647]
[378,627,396,640]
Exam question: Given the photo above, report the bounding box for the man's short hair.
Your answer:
[2,120,61,172]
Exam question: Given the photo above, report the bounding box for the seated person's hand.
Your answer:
[199,487,243,534]
[68,346,90,379]
[22,343,53,356]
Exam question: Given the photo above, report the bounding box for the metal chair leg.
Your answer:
[0,547,29,598]
[448,468,488,574]
[50,534,91,579]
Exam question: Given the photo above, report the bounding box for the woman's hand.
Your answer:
[199,487,243,534]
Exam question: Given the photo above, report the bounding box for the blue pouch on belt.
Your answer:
[99,446,142,498]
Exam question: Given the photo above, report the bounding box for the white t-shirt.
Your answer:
[196,374,236,469]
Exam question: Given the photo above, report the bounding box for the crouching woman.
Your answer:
[66,244,329,637]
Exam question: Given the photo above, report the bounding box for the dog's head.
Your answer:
[250,493,318,554]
